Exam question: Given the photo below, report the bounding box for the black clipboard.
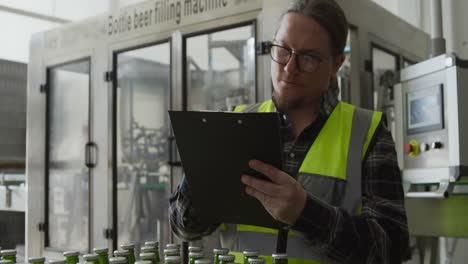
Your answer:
[169,110,285,229]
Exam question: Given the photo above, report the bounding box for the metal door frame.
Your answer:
[27,1,264,256]
[44,56,93,253]
[180,19,258,111]
[27,50,94,258]
[167,17,260,248]
[109,33,173,250]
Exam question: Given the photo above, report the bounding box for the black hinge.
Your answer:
[256,41,272,55]
[365,60,373,72]
[103,228,114,239]
[104,71,114,82]
[38,222,47,232]
[40,84,48,93]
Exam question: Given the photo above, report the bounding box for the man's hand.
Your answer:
[241,159,307,225]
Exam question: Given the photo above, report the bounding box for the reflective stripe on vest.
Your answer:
[228,99,382,264]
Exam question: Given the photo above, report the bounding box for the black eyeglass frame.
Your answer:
[268,43,325,73]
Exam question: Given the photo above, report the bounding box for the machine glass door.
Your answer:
[337,29,352,102]
[185,23,256,111]
[46,59,91,252]
[372,45,400,110]
[371,45,400,139]
[115,42,171,249]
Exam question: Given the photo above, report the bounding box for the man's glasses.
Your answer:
[269,43,324,73]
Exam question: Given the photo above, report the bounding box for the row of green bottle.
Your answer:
[0,241,160,264]
[187,246,287,264]
[1,244,288,264]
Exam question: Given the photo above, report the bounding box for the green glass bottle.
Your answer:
[114,250,130,264]
[218,255,234,264]
[271,254,287,264]
[247,258,265,264]
[144,242,160,264]
[29,257,46,264]
[164,256,180,264]
[93,248,109,264]
[139,253,157,264]
[163,249,179,257]
[188,252,203,264]
[0,250,17,263]
[63,251,80,264]
[84,254,100,264]
[120,244,135,264]
[242,251,258,264]
[212,249,229,264]
[109,257,127,264]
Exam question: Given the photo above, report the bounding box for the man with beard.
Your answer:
[170,0,410,263]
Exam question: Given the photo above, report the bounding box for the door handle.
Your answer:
[85,142,98,168]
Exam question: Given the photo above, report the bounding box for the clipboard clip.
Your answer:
[168,161,182,167]
[168,135,182,167]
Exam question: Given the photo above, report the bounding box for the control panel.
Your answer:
[399,70,450,170]
[394,53,468,197]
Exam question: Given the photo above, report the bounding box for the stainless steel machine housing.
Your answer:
[395,53,468,198]
[26,0,429,258]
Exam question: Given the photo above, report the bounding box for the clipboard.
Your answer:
[169,110,285,229]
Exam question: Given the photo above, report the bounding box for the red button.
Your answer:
[404,144,413,154]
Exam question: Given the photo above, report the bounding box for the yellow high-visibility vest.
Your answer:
[223,100,382,264]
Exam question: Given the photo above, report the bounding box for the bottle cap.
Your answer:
[248,258,265,264]
[272,254,287,260]
[144,242,159,247]
[83,254,99,261]
[0,250,17,256]
[242,252,259,257]
[213,248,229,255]
[165,256,181,264]
[194,260,211,264]
[141,247,156,253]
[120,244,135,250]
[114,250,130,257]
[188,252,204,258]
[109,257,127,264]
[63,251,80,257]
[139,253,156,260]
[49,260,66,264]
[29,257,46,262]
[218,255,235,262]
[163,249,179,255]
[135,261,151,264]
[165,244,180,249]
[188,246,202,253]
[93,248,109,254]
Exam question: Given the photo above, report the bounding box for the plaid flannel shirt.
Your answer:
[169,90,410,263]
